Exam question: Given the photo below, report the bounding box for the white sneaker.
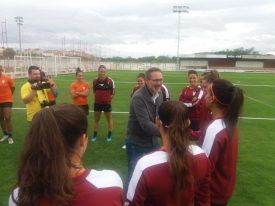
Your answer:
[0,135,9,142]
[8,137,14,144]
[122,145,126,149]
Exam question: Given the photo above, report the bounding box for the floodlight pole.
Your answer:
[173,6,189,70]
[15,16,23,56]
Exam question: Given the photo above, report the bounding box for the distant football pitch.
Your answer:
[0,70,274,205]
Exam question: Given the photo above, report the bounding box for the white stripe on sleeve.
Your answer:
[202,119,225,157]
[127,151,167,201]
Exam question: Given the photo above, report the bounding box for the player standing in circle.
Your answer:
[92,65,115,142]
[179,70,202,131]
[9,104,123,206]
[130,73,145,97]
[198,70,221,128]
[190,70,222,141]
[70,68,90,115]
[0,65,15,144]
[125,101,210,205]
[198,79,244,206]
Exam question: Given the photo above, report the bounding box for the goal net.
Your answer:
[13,55,81,78]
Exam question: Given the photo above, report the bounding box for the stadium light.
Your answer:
[173,6,189,70]
[15,16,23,56]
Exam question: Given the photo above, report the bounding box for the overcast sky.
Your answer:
[1,0,275,57]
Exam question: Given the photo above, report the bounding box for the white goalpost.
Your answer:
[13,55,81,78]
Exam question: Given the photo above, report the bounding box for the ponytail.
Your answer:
[12,104,88,206]
[158,101,194,204]
[75,67,83,76]
[223,86,244,140]
[211,79,244,140]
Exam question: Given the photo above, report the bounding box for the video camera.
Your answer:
[40,100,51,108]
[28,78,53,90]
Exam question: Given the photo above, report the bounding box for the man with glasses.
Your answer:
[125,67,163,193]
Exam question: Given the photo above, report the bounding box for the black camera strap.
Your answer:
[37,90,49,108]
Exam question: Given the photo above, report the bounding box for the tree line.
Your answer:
[1,47,273,62]
[101,47,272,63]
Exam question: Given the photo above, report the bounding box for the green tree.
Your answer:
[214,47,260,55]
[101,55,177,63]
[3,47,16,59]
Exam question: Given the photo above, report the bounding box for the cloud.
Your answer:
[0,0,274,57]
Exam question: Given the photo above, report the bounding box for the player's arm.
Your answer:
[125,161,148,206]
[110,79,115,98]
[184,89,203,108]
[70,89,78,99]
[75,88,90,97]
[10,87,15,95]
[75,82,90,97]
[8,77,15,95]
[111,88,115,99]
[178,88,185,101]
[92,79,96,94]
[194,157,211,206]
[202,133,224,173]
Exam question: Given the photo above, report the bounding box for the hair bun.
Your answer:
[228,86,235,92]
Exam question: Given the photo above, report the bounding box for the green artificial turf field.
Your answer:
[0,70,274,205]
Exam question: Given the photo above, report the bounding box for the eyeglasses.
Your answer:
[148,78,163,83]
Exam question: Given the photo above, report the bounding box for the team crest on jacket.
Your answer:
[124,201,129,206]
[193,91,196,96]
[98,84,104,86]
[2,80,5,83]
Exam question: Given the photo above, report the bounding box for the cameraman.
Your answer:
[21,66,56,123]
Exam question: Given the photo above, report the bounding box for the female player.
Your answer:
[92,65,115,142]
[0,65,15,144]
[70,68,90,115]
[198,70,221,129]
[126,101,210,206]
[198,79,244,206]
[179,70,202,131]
[131,73,145,97]
[190,70,222,140]
[9,104,123,206]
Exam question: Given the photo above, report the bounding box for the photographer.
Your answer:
[21,66,56,123]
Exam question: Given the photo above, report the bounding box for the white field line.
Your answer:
[245,95,275,109]
[240,117,275,121]
[16,78,275,87]
[235,84,275,87]
[13,108,275,120]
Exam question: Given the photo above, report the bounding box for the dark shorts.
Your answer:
[0,102,13,108]
[94,103,112,112]
[78,104,89,115]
